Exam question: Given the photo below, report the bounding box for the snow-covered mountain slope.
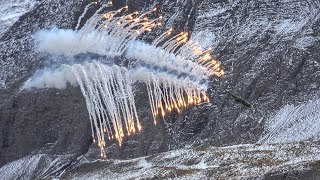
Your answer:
[0,154,76,180]
[0,0,82,89]
[1,141,319,179]
[259,97,320,144]
[63,141,320,179]
[0,0,319,178]
[0,0,37,38]
[144,0,320,151]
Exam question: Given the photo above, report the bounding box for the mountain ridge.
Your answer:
[0,0,319,178]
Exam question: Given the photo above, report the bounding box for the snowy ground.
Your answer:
[2,97,320,179]
[0,0,37,38]
[1,141,319,179]
[259,98,320,144]
[61,141,320,179]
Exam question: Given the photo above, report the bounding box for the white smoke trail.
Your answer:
[34,28,214,81]
[22,65,78,90]
[129,66,209,124]
[125,41,210,80]
[72,61,142,157]
[129,66,206,90]
[35,28,116,57]
[24,4,224,158]
[33,4,222,80]
[23,62,207,90]
[25,61,141,157]
[35,28,78,56]
[75,2,96,31]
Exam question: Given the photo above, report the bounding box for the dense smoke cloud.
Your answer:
[23,65,77,89]
[26,27,208,90]
[34,28,110,56]
[35,28,209,80]
[35,28,77,56]
[126,41,208,80]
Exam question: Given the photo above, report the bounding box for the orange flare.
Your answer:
[138,123,142,132]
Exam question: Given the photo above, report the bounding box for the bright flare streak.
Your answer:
[70,61,141,158]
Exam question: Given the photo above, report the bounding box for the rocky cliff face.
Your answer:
[0,0,319,178]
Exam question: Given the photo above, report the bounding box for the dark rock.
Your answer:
[263,161,320,180]
[0,87,92,167]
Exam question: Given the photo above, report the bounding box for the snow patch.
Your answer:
[259,98,320,144]
[0,154,44,180]
[138,159,152,169]
[191,30,218,49]
[274,19,307,35]
[0,0,37,38]
[293,37,318,50]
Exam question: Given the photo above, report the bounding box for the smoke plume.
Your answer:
[23,65,77,89]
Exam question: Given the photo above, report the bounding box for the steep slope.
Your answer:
[259,97,320,144]
[1,141,319,179]
[0,0,37,39]
[61,141,320,179]
[0,0,319,175]
[0,0,89,167]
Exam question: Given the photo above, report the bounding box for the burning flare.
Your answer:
[27,2,225,158]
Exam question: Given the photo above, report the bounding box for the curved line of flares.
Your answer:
[69,2,225,158]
